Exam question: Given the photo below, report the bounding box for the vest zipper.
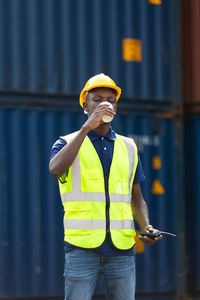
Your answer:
[104,175,110,234]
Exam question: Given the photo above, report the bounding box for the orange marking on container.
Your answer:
[122,39,142,62]
[152,156,161,170]
[152,179,165,194]
[134,231,145,253]
[149,0,162,4]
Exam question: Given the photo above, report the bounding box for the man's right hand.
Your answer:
[84,102,116,131]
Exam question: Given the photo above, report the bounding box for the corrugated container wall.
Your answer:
[0,0,181,102]
[0,103,182,299]
[183,0,200,113]
[0,0,184,298]
[185,116,200,297]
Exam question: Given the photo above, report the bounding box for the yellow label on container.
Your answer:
[134,231,145,253]
[149,0,162,4]
[152,179,165,194]
[152,156,161,170]
[122,39,142,62]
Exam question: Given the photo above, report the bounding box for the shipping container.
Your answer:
[0,97,185,299]
[0,0,181,102]
[185,115,200,299]
[183,0,200,113]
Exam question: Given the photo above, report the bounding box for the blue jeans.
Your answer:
[64,248,136,300]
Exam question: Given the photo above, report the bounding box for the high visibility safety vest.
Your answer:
[58,131,138,250]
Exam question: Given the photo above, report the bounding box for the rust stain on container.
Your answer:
[184,0,200,113]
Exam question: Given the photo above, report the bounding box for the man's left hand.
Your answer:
[138,225,163,245]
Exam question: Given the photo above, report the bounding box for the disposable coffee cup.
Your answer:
[102,115,113,122]
[100,102,114,123]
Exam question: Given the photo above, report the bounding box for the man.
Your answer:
[49,73,162,300]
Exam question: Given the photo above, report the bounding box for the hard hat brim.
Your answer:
[80,84,121,108]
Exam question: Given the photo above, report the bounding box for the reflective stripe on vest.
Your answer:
[61,192,131,203]
[64,219,134,230]
[58,131,138,250]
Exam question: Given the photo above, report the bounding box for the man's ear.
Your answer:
[83,101,89,113]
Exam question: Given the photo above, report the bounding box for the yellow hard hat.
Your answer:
[79,73,121,108]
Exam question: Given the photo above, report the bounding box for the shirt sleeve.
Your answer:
[50,138,67,160]
[133,155,146,184]
[50,138,68,182]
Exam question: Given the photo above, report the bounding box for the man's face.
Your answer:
[84,87,117,117]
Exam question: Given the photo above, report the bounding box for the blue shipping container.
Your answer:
[0,0,181,102]
[0,99,183,298]
[185,115,200,297]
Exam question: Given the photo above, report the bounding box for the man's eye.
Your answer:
[108,98,116,103]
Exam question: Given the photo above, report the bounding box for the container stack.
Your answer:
[183,0,200,298]
[0,0,186,299]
